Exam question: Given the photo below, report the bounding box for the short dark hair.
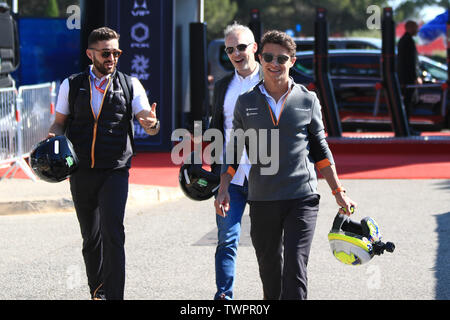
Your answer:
[88,27,120,47]
[260,30,296,57]
[404,20,418,32]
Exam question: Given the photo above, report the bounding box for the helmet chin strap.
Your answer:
[341,218,363,236]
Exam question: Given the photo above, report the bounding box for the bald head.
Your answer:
[405,20,418,36]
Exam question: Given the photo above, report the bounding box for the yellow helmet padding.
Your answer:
[333,251,358,265]
[328,233,371,252]
[328,232,373,265]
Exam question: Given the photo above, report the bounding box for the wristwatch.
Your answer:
[149,120,160,130]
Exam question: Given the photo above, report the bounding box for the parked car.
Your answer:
[290,49,449,131]
[208,37,382,84]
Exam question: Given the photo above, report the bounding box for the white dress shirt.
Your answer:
[223,64,260,186]
[258,77,294,118]
[55,65,151,117]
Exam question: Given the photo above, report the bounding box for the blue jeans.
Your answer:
[214,180,248,300]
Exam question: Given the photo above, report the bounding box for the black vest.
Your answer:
[66,69,134,169]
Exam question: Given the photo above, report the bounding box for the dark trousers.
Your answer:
[249,194,319,300]
[401,86,414,123]
[69,167,129,300]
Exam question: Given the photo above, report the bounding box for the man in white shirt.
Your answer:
[47,27,159,300]
[209,22,262,300]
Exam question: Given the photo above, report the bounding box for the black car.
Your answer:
[208,37,382,84]
[290,49,450,131]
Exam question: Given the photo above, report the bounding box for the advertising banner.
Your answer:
[107,0,175,151]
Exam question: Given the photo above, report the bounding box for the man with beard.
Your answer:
[47,27,159,300]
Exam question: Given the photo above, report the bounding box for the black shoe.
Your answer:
[91,284,106,300]
[92,292,106,300]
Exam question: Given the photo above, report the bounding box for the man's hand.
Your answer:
[335,191,358,216]
[137,103,159,135]
[214,172,233,217]
[47,112,67,139]
[214,190,230,217]
[318,164,358,217]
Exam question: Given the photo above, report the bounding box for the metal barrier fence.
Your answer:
[0,82,56,181]
[0,87,18,165]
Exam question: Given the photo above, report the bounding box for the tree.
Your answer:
[205,0,238,41]
[9,0,79,17]
[204,0,448,43]
[233,0,388,37]
[45,0,60,17]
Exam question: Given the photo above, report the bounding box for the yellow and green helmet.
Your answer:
[328,231,373,265]
[328,212,394,266]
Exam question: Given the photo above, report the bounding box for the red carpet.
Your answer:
[130,132,450,185]
[130,152,180,187]
[2,132,450,186]
[331,153,450,179]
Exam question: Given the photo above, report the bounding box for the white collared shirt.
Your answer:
[258,77,294,118]
[223,64,260,186]
[56,65,151,117]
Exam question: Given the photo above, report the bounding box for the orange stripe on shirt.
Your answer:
[226,166,236,177]
[315,158,331,170]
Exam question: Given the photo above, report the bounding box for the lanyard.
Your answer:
[265,87,291,127]
[93,78,107,94]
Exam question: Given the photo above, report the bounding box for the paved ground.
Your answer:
[0,178,449,300]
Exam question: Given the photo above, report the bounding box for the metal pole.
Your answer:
[198,0,204,23]
[190,0,208,131]
[447,6,450,85]
[314,7,342,137]
[12,0,18,14]
[445,6,450,120]
[381,7,410,137]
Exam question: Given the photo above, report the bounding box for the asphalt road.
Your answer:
[0,179,449,300]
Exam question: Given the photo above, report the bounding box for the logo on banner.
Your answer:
[132,0,150,16]
[131,22,150,48]
[131,55,150,80]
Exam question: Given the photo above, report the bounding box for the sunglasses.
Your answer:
[261,53,290,65]
[89,48,123,58]
[224,42,253,55]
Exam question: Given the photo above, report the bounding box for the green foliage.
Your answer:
[45,0,60,17]
[11,0,79,17]
[206,0,448,42]
[232,0,389,36]
[205,0,238,41]
[344,29,382,39]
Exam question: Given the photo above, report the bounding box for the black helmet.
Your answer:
[179,152,220,201]
[29,135,79,183]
